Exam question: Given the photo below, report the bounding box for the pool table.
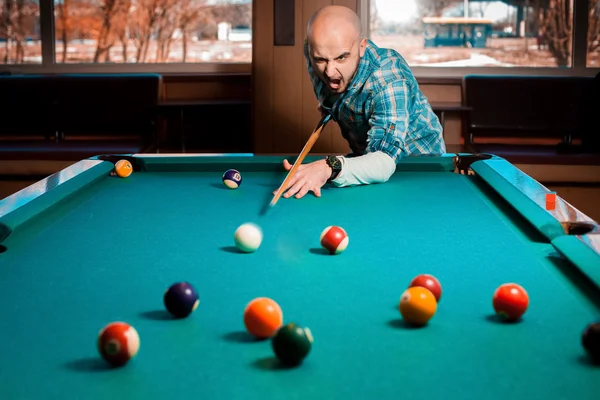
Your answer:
[0,153,599,400]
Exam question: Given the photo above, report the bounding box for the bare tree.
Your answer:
[128,0,169,62]
[1,0,15,63]
[11,0,25,61]
[1,0,34,63]
[94,0,129,62]
[588,0,600,55]
[417,0,463,18]
[55,0,70,62]
[542,0,572,66]
[212,2,249,28]
[177,0,202,62]
[153,0,177,62]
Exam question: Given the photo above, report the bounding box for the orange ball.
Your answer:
[243,297,283,338]
[493,283,529,321]
[399,286,437,326]
[115,160,133,178]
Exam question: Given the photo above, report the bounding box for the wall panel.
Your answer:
[301,0,332,155]
[253,0,275,153]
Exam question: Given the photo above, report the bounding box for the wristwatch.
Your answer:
[325,155,342,181]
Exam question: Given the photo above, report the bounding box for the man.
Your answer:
[277,5,446,199]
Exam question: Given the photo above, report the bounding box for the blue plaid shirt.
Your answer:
[304,39,445,161]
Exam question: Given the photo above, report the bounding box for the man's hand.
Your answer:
[274,159,331,199]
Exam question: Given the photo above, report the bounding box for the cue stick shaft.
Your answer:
[269,113,332,208]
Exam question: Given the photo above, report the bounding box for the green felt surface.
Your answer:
[0,158,599,400]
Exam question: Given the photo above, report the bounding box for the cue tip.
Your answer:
[259,201,273,216]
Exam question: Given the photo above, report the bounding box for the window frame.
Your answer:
[359,0,600,77]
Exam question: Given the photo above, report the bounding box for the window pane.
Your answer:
[53,0,252,64]
[0,0,41,64]
[369,0,573,68]
[588,0,599,67]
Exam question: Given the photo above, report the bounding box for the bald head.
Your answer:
[306,6,367,94]
[307,5,363,44]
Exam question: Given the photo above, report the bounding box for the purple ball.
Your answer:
[222,169,242,189]
[164,282,199,318]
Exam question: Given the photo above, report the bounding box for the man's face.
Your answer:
[309,35,366,94]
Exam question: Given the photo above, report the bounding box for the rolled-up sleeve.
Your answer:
[366,80,410,162]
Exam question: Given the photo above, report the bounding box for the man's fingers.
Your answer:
[273,161,325,200]
[274,160,306,194]
[295,185,311,199]
[284,179,306,198]
[284,159,307,172]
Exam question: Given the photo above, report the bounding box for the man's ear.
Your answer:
[359,38,367,57]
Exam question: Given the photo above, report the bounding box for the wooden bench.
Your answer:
[0,73,164,161]
[462,74,600,164]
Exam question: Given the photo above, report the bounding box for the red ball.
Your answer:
[320,226,348,255]
[98,322,140,367]
[493,283,529,321]
[409,274,442,302]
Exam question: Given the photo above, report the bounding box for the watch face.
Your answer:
[328,156,341,170]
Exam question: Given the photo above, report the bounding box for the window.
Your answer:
[1,0,251,66]
[369,0,575,68]
[0,0,41,64]
[589,0,599,67]
[54,0,251,64]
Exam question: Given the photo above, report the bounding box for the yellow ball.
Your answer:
[399,286,437,326]
[115,160,133,178]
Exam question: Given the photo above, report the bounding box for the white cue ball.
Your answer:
[234,223,263,253]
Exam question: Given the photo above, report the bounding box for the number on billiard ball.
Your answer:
[399,286,438,326]
[582,321,600,364]
[114,159,133,178]
[271,323,313,366]
[492,283,529,321]
[97,322,140,367]
[222,169,242,189]
[164,282,200,318]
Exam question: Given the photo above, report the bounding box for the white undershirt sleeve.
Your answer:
[330,151,397,187]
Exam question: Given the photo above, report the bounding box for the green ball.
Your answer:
[271,323,313,366]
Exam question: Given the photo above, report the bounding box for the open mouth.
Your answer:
[328,78,341,90]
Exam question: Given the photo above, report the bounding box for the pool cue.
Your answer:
[269,113,332,209]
